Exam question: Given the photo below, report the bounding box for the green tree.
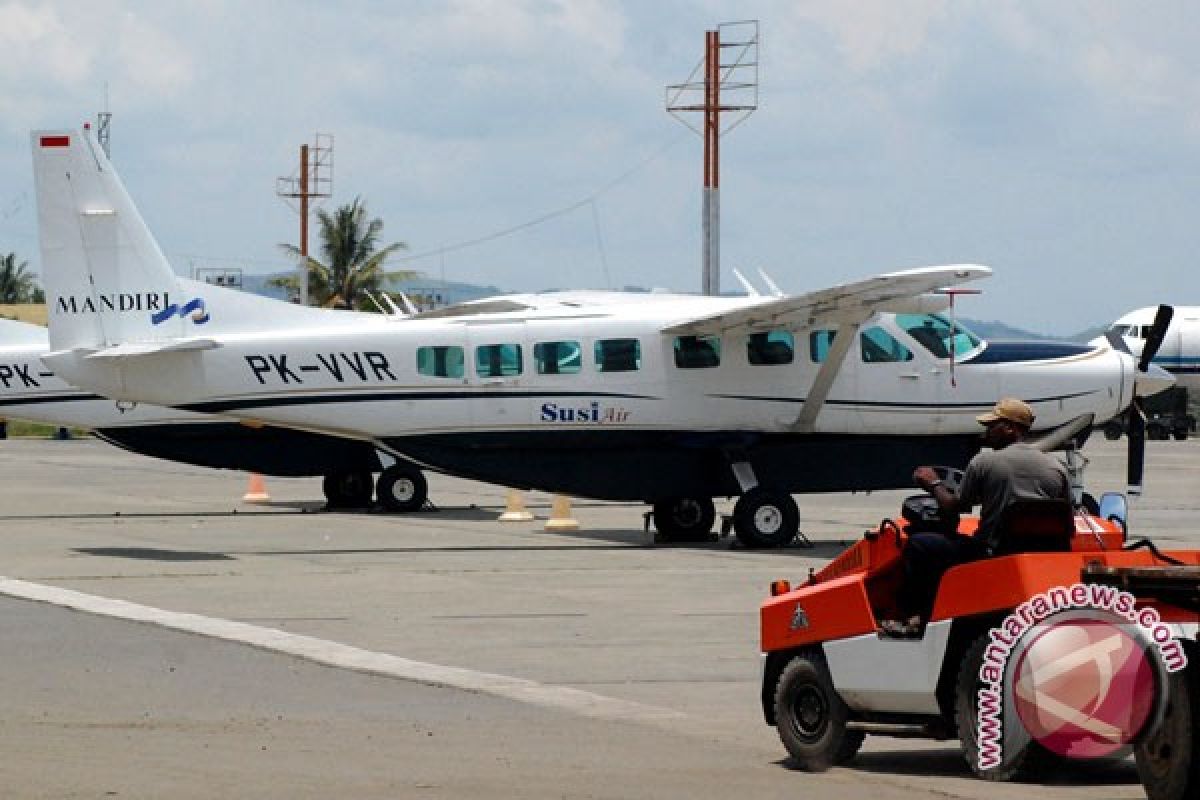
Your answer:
[0,252,43,303]
[274,197,415,309]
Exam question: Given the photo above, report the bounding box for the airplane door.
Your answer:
[467,323,530,429]
[856,322,946,432]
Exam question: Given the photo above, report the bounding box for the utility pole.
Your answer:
[667,21,759,296]
[276,135,333,305]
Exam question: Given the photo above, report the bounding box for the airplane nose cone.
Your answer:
[1136,363,1176,397]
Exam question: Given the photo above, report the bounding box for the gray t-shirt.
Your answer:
[957,442,1070,546]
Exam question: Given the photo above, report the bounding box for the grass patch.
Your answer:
[0,420,90,439]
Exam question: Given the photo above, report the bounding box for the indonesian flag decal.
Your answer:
[40,135,69,148]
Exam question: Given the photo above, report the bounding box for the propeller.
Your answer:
[1122,304,1174,495]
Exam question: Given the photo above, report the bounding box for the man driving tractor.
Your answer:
[883,397,1070,636]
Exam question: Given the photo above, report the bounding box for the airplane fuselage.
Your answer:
[46,296,1135,501]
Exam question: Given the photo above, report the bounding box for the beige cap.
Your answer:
[976,397,1035,429]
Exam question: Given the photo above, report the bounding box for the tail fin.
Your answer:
[32,126,188,352]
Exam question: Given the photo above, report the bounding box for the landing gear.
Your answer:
[773,649,864,771]
[733,488,799,548]
[322,470,374,509]
[652,497,716,542]
[376,462,429,512]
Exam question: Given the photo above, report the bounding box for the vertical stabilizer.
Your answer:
[32,126,187,352]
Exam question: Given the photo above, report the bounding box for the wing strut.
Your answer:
[790,315,867,432]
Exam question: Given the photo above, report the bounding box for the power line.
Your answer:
[392,131,688,264]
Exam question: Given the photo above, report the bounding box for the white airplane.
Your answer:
[30,126,1171,546]
[1099,306,1200,390]
[0,316,427,510]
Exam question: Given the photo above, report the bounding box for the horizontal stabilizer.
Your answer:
[83,338,221,359]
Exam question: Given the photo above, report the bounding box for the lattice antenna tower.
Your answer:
[666,20,759,296]
[96,82,112,158]
[276,134,334,305]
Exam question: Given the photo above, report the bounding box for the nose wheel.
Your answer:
[733,488,799,548]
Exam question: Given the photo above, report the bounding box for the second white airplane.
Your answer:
[31,126,1165,546]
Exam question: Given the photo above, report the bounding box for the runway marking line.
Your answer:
[0,576,682,725]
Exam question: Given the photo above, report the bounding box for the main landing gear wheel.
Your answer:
[376,463,429,513]
[652,497,716,542]
[1135,647,1200,800]
[733,489,799,548]
[773,649,864,771]
[322,470,374,509]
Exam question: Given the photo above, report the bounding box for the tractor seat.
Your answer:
[989,498,1075,556]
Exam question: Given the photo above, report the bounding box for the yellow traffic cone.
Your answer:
[498,489,535,522]
[544,494,580,532]
[242,473,271,504]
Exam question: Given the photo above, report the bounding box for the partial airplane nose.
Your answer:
[1136,363,1176,397]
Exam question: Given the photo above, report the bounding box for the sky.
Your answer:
[1,0,1198,335]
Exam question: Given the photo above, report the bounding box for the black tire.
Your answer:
[774,650,864,771]
[955,633,1035,781]
[376,463,428,512]
[1135,653,1200,800]
[1148,424,1168,441]
[733,489,799,548]
[1103,421,1123,441]
[1173,429,1189,441]
[652,497,716,542]
[322,470,374,508]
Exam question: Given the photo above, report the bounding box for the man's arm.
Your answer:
[913,466,963,516]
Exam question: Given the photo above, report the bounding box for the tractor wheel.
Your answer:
[376,463,428,513]
[955,633,1036,781]
[774,650,864,770]
[1135,652,1200,800]
[733,489,799,548]
[652,497,716,542]
[322,470,374,509]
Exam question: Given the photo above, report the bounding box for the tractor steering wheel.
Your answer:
[930,466,965,495]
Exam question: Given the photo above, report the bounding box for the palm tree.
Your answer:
[0,252,42,303]
[275,197,416,309]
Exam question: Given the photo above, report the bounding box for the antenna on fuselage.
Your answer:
[756,268,784,298]
[732,269,760,297]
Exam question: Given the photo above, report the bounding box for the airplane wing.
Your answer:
[661,264,991,336]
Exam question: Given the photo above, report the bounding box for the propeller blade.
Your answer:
[1138,304,1174,373]
[1105,329,1131,355]
[1127,398,1146,495]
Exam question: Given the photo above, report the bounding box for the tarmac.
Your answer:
[0,435,1195,799]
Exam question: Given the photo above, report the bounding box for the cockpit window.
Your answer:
[895,314,981,358]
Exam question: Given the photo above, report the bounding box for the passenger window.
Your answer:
[594,338,641,372]
[809,330,838,363]
[747,330,794,365]
[475,343,522,377]
[673,335,721,369]
[860,327,913,363]
[416,345,465,379]
[534,341,582,375]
